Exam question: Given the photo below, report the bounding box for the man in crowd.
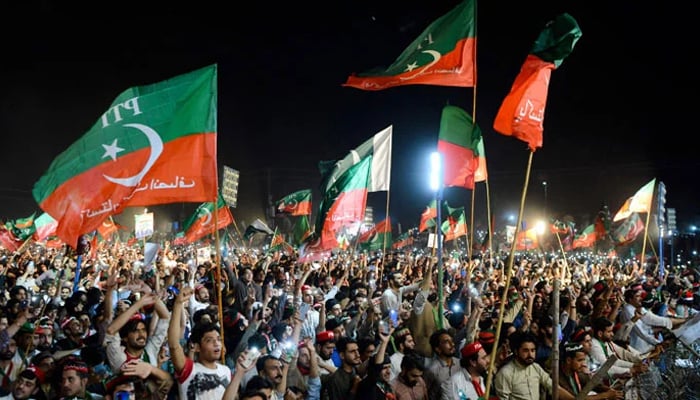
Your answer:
[391,354,428,400]
[389,328,415,381]
[425,329,460,400]
[559,342,624,399]
[589,317,648,380]
[315,331,337,376]
[446,341,490,400]
[321,337,362,400]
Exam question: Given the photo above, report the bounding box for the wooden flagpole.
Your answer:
[639,181,655,270]
[484,150,535,400]
[212,192,225,363]
[379,190,391,284]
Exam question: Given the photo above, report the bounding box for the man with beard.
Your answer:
[2,366,43,400]
[425,329,460,400]
[495,331,576,400]
[445,342,491,400]
[389,329,416,381]
[589,317,648,381]
[231,266,262,315]
[53,316,84,353]
[355,325,394,399]
[391,354,428,400]
[104,292,173,396]
[559,342,623,399]
[321,337,362,400]
[380,271,421,319]
[12,323,39,374]
[286,338,321,399]
[315,331,337,376]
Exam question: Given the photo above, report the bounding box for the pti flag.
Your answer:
[183,195,234,243]
[573,224,598,249]
[344,0,476,90]
[493,14,582,151]
[613,178,656,221]
[33,212,58,242]
[419,200,438,233]
[276,189,312,216]
[32,64,218,248]
[358,218,392,251]
[437,105,483,190]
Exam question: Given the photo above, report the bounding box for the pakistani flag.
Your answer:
[573,225,597,249]
[276,189,312,216]
[344,0,476,90]
[183,194,234,243]
[437,105,483,190]
[319,126,391,194]
[32,64,218,248]
[243,218,275,241]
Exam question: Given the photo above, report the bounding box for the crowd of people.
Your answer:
[0,240,698,400]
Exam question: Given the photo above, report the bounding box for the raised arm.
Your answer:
[168,286,193,373]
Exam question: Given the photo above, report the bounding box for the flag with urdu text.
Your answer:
[319,126,392,194]
[493,13,582,151]
[612,212,645,246]
[392,232,414,249]
[573,224,597,249]
[316,156,372,249]
[344,0,476,90]
[441,206,467,241]
[276,189,312,216]
[33,212,58,242]
[437,105,483,189]
[359,218,392,251]
[293,215,313,245]
[613,178,656,221]
[419,200,439,233]
[32,64,218,248]
[183,195,234,243]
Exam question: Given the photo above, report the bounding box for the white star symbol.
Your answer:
[405,61,418,72]
[102,139,125,161]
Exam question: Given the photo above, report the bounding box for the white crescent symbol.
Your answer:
[201,208,212,227]
[401,50,441,81]
[103,123,163,187]
[102,221,113,227]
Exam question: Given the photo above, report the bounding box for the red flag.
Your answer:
[184,197,234,243]
[419,200,437,232]
[97,217,118,240]
[0,227,22,252]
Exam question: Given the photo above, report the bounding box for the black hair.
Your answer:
[591,317,613,334]
[400,353,424,372]
[336,337,358,353]
[118,318,148,340]
[246,375,274,392]
[189,322,220,345]
[508,331,538,352]
[255,354,279,374]
[429,329,450,350]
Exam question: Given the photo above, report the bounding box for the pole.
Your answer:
[72,255,83,293]
[213,199,225,363]
[552,264,561,400]
[484,150,535,400]
[436,185,444,329]
[469,189,475,260]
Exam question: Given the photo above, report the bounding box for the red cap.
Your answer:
[461,342,483,359]
[478,330,496,345]
[302,285,312,293]
[316,330,335,343]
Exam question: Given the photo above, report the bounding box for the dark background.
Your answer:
[0,1,696,237]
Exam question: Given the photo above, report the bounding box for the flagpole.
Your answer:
[639,184,655,271]
[469,189,475,260]
[212,191,225,363]
[484,150,535,400]
[485,179,494,262]
[380,190,391,282]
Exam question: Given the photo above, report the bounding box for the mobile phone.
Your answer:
[299,302,311,319]
[115,391,131,400]
[20,300,29,310]
[389,309,399,328]
[378,320,390,335]
[242,347,261,369]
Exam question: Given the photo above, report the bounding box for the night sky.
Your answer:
[1,1,696,235]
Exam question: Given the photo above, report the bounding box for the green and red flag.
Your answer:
[33,212,58,242]
[473,136,488,183]
[573,224,597,249]
[437,105,483,189]
[97,216,119,241]
[344,0,476,90]
[359,218,393,251]
[183,194,234,244]
[270,233,295,254]
[316,156,372,249]
[319,126,392,194]
[392,232,414,250]
[292,215,313,245]
[32,64,218,248]
[5,213,37,242]
[419,200,438,232]
[441,206,467,242]
[594,204,612,240]
[613,178,656,221]
[276,189,312,216]
[493,14,582,151]
[0,226,21,252]
[612,212,645,246]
